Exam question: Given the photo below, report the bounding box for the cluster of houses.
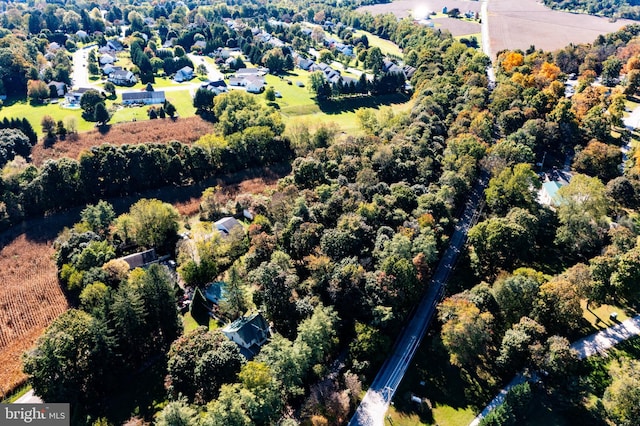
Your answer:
[115,214,271,360]
[228,67,267,93]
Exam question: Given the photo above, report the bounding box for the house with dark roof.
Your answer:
[64,87,92,105]
[118,248,158,270]
[121,90,166,105]
[222,312,270,359]
[201,79,228,95]
[214,217,243,236]
[106,39,124,52]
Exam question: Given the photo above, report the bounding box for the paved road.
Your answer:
[469,314,640,425]
[349,171,488,426]
[13,389,43,404]
[481,0,496,84]
[71,45,100,90]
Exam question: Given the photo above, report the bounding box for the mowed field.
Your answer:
[0,235,68,398]
[30,116,215,166]
[487,0,637,56]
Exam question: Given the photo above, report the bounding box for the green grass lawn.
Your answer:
[581,300,633,331]
[354,30,403,57]
[0,98,91,135]
[455,33,482,51]
[386,333,492,426]
[182,311,218,333]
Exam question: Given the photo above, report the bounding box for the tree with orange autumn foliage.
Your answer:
[501,51,524,73]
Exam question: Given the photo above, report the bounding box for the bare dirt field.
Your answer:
[31,116,215,166]
[358,0,481,35]
[0,235,68,398]
[488,0,637,57]
[358,0,481,20]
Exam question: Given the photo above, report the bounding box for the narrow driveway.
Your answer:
[470,314,640,426]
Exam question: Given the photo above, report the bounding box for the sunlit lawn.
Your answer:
[581,300,633,330]
[354,30,403,57]
[455,33,482,51]
[0,98,91,135]
[182,311,218,333]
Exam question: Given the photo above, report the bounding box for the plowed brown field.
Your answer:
[31,116,215,166]
[0,235,68,398]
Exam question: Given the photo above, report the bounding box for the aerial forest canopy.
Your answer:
[10,0,640,423]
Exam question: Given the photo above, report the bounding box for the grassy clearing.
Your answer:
[581,300,633,331]
[386,331,491,426]
[354,30,403,56]
[182,311,218,333]
[0,98,90,135]
[455,33,482,50]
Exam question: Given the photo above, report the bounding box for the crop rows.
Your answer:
[0,235,68,394]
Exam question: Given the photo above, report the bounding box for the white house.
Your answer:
[222,312,270,359]
[121,91,166,105]
[109,70,137,86]
[174,66,194,82]
[99,53,116,65]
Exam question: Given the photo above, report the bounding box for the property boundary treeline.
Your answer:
[1,136,292,233]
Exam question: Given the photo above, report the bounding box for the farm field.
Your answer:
[358,0,481,20]
[30,116,215,165]
[0,235,68,398]
[487,0,637,57]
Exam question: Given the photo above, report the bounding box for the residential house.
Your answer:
[174,66,194,82]
[538,181,564,208]
[106,39,124,52]
[201,79,228,95]
[297,57,314,71]
[109,69,137,85]
[75,30,88,40]
[99,53,116,65]
[48,81,67,97]
[222,312,270,359]
[228,72,265,93]
[121,90,166,105]
[64,87,92,105]
[383,59,404,75]
[102,64,121,75]
[214,216,243,236]
[118,248,158,270]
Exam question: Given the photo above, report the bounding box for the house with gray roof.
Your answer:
[121,90,166,105]
[118,248,158,270]
[214,216,243,236]
[222,312,270,359]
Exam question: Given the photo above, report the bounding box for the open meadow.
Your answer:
[0,235,68,398]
